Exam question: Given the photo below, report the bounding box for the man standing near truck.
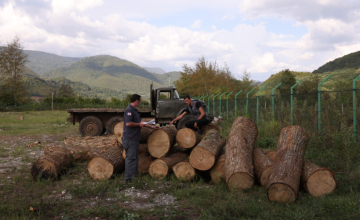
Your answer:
[123,94,159,183]
[169,95,209,134]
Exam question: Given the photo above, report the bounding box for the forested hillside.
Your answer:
[313,50,360,73]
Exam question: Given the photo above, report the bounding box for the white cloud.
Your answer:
[191,19,202,29]
[299,52,314,60]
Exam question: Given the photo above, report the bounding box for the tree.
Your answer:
[0,36,29,104]
[276,69,297,94]
[58,84,75,98]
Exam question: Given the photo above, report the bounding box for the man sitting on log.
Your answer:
[123,94,159,183]
[170,95,209,134]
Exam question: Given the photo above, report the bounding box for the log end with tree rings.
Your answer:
[149,159,169,180]
[306,170,336,197]
[176,128,200,149]
[210,155,225,184]
[260,166,273,187]
[137,154,152,174]
[114,121,124,144]
[189,147,215,171]
[227,173,254,190]
[87,157,114,180]
[31,158,57,180]
[173,161,196,181]
[266,151,276,161]
[148,129,171,158]
[267,183,296,203]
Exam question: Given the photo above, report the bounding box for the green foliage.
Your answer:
[276,69,296,94]
[313,50,360,73]
[57,83,75,98]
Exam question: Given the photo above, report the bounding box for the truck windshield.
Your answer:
[173,90,180,99]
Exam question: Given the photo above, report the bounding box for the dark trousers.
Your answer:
[185,118,209,131]
[122,137,139,181]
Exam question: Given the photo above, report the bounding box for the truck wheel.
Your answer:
[79,116,104,136]
[106,116,123,135]
[176,115,197,130]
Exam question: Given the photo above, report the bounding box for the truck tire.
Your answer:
[79,116,104,136]
[176,115,197,130]
[106,116,123,135]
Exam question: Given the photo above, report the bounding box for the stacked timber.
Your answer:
[31,147,74,180]
[172,161,196,181]
[210,154,225,184]
[253,148,273,187]
[189,129,226,171]
[114,121,154,144]
[225,117,258,190]
[176,128,201,149]
[149,152,188,180]
[267,125,310,203]
[87,146,125,180]
[122,144,152,173]
[260,149,276,161]
[147,126,178,158]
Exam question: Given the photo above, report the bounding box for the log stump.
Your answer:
[301,159,336,197]
[31,148,73,180]
[210,154,225,184]
[148,126,178,158]
[176,128,201,149]
[122,144,152,173]
[225,117,258,190]
[261,149,276,161]
[173,161,196,181]
[114,121,154,144]
[149,152,188,180]
[189,129,226,171]
[87,146,125,180]
[253,148,273,187]
[267,125,310,203]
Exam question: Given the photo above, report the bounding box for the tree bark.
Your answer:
[64,135,119,148]
[149,152,188,180]
[176,128,201,149]
[261,149,276,161]
[148,126,178,158]
[114,121,154,144]
[189,129,226,171]
[301,159,336,197]
[267,125,310,203]
[122,144,151,174]
[253,148,273,187]
[225,117,258,190]
[31,147,73,180]
[172,161,196,181]
[210,154,225,184]
[87,146,125,180]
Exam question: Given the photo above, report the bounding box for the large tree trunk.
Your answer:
[149,152,188,180]
[225,117,258,190]
[210,154,225,184]
[44,142,121,161]
[87,146,125,180]
[301,159,336,197]
[176,128,201,149]
[261,149,276,161]
[148,126,178,158]
[122,144,152,174]
[172,161,196,181]
[64,135,119,147]
[189,129,226,171]
[31,147,73,180]
[114,121,154,144]
[267,125,310,203]
[253,148,273,187]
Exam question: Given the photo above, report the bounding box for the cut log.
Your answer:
[31,148,73,180]
[189,129,226,171]
[253,148,273,187]
[122,144,152,174]
[64,135,119,148]
[87,146,125,180]
[148,126,178,158]
[149,152,188,180]
[114,121,154,144]
[210,154,225,184]
[225,117,258,190]
[176,128,201,149]
[44,142,120,161]
[301,159,336,197]
[173,161,196,181]
[261,149,276,161]
[267,125,310,203]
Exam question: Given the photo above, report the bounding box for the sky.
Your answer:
[1,0,360,81]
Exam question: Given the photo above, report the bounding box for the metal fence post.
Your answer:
[219,92,226,117]
[235,90,242,117]
[203,95,209,102]
[226,91,233,119]
[291,80,302,125]
[213,93,220,116]
[246,88,256,116]
[208,94,214,111]
[353,75,360,142]
[272,83,282,119]
[256,86,266,125]
[318,75,332,134]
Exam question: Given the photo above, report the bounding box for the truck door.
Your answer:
[156,89,176,123]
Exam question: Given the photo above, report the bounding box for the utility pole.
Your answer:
[168,74,171,87]
[51,92,54,111]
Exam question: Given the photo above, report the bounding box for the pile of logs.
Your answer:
[31,117,336,203]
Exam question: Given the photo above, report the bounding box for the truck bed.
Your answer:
[67,107,152,113]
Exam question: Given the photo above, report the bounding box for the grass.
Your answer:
[1,111,360,219]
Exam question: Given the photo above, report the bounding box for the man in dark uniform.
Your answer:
[169,95,209,134]
[123,94,159,183]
